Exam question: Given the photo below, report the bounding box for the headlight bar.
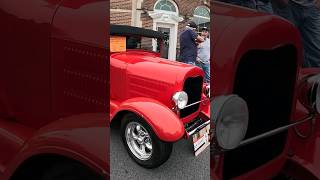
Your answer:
[183,98,210,109]
[239,115,315,147]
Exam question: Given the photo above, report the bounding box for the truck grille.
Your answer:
[180,76,203,118]
[223,45,297,179]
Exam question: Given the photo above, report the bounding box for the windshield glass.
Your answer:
[110,35,167,58]
[127,36,161,53]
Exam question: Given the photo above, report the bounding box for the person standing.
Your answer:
[196,27,210,83]
[221,0,274,13]
[272,0,320,67]
[179,21,204,65]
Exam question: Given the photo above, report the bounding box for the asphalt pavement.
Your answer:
[110,127,210,180]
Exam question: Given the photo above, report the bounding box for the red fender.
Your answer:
[3,113,108,179]
[112,97,185,142]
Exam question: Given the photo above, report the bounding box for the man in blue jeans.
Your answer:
[273,0,320,67]
[180,21,204,65]
[221,0,274,13]
[197,27,210,83]
[222,0,320,67]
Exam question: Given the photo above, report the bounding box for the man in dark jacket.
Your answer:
[221,0,274,13]
[179,21,204,65]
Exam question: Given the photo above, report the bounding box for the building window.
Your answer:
[193,6,210,32]
[154,0,177,13]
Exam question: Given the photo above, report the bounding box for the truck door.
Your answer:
[0,0,61,175]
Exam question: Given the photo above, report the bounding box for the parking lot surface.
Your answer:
[110,127,210,180]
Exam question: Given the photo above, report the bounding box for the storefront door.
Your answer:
[157,27,170,59]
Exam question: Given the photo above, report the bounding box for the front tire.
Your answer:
[41,162,103,180]
[120,113,173,168]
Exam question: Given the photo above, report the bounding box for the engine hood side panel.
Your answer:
[0,0,62,128]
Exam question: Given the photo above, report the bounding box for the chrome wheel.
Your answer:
[125,122,153,160]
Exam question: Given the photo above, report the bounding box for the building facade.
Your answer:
[110,0,210,61]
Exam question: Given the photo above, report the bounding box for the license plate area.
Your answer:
[185,118,210,156]
[192,124,210,156]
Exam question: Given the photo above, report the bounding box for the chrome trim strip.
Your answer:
[239,115,315,147]
[187,120,210,136]
[183,98,210,109]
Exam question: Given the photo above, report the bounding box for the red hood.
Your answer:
[111,50,202,85]
[110,50,204,106]
[111,50,192,67]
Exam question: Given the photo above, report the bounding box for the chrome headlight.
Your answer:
[300,74,320,114]
[172,91,188,110]
[211,95,249,150]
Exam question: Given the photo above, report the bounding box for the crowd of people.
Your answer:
[221,0,320,67]
[179,21,211,83]
[179,0,319,84]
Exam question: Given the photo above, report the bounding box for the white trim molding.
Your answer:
[110,9,132,13]
[131,0,143,27]
[149,10,183,61]
[148,12,183,23]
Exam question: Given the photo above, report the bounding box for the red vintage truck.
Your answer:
[211,1,320,179]
[109,25,210,168]
[0,1,108,179]
[3,0,320,179]
[0,0,211,179]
